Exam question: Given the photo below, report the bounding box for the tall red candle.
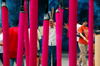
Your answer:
[41,13,49,66]
[2,2,10,66]
[56,9,61,66]
[41,0,49,65]
[17,5,25,66]
[56,1,64,66]
[89,0,94,66]
[69,0,77,66]
[29,0,38,66]
[24,0,29,66]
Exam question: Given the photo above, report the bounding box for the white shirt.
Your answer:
[37,30,41,50]
[49,26,56,46]
[28,29,41,50]
[38,26,43,36]
[0,33,3,53]
[77,24,82,41]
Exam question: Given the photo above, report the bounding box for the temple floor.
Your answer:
[0,52,89,66]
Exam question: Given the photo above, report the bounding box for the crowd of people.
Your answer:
[0,15,90,66]
[0,0,96,66]
[64,19,89,66]
[0,1,90,66]
[0,18,90,66]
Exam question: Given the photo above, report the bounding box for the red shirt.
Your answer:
[78,26,89,45]
[9,27,19,58]
[65,24,69,37]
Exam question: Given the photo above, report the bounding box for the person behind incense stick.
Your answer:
[9,22,24,66]
[77,19,89,66]
[0,25,3,64]
[64,22,69,39]
[28,28,41,52]
[48,19,56,66]
[77,21,82,53]
[38,24,43,52]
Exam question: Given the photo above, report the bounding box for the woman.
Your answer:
[77,20,88,66]
[0,26,3,64]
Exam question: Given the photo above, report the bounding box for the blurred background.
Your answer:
[0,0,100,51]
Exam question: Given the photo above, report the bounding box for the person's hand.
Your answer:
[86,40,88,43]
[83,37,88,42]
[49,19,54,22]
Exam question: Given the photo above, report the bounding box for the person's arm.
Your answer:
[64,26,67,29]
[0,43,3,46]
[79,27,88,42]
[80,33,88,42]
[64,25,69,30]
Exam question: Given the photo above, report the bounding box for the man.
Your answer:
[9,23,24,66]
[38,25,43,37]
[0,25,3,64]
[28,29,41,51]
[77,21,82,53]
[77,20,88,66]
[38,25,43,52]
[9,26,19,66]
[48,19,56,66]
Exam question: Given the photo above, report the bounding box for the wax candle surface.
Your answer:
[17,12,25,66]
[24,0,29,66]
[69,0,77,66]
[29,0,38,66]
[2,4,10,66]
[42,19,49,66]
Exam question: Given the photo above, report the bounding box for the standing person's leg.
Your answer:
[10,58,14,66]
[0,53,3,64]
[78,43,87,66]
[82,45,88,66]
[53,46,57,66]
[85,45,88,55]
[14,57,24,66]
[14,58,17,65]
[48,46,51,66]
[78,43,82,65]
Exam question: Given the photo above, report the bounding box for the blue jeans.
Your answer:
[10,58,16,66]
[48,46,57,66]
[10,57,24,66]
[0,53,3,64]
